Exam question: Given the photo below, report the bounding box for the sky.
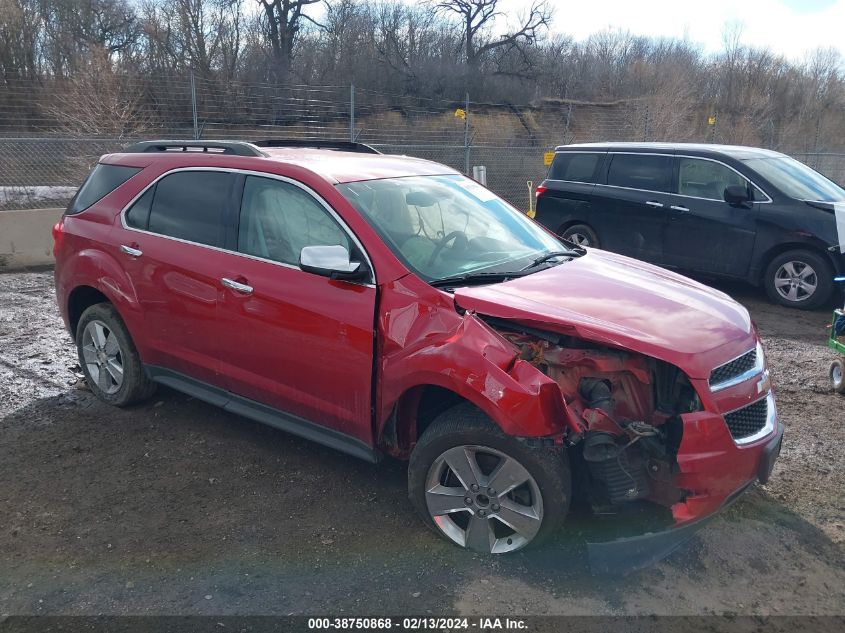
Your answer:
[499,0,845,61]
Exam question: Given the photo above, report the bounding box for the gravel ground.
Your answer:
[0,270,843,616]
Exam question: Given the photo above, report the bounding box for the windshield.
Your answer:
[337,174,563,281]
[743,155,845,202]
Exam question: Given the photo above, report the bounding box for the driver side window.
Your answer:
[678,158,750,201]
[238,176,350,266]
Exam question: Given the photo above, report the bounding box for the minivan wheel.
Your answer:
[764,250,833,309]
[76,303,156,407]
[560,224,599,248]
[408,404,570,554]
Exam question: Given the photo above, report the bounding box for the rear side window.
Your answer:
[607,154,672,193]
[125,187,155,230]
[67,164,141,214]
[146,171,234,247]
[549,153,602,183]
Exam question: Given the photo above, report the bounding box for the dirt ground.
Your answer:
[0,270,843,617]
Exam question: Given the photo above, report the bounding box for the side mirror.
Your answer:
[724,184,751,207]
[299,245,367,281]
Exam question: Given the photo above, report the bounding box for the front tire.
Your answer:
[76,303,156,407]
[408,404,570,554]
[764,249,832,310]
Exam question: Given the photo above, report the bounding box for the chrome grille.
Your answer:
[710,348,757,389]
[724,397,768,441]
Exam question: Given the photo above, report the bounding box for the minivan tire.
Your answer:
[76,303,156,407]
[763,249,833,310]
[560,224,599,248]
[408,403,570,554]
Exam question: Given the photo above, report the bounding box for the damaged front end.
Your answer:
[482,316,781,572]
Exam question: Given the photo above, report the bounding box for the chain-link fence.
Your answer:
[1,75,843,210]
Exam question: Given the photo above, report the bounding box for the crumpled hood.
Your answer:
[454,249,756,379]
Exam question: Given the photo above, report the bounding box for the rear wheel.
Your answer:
[830,358,845,394]
[560,223,599,248]
[408,404,570,554]
[76,303,156,407]
[764,250,833,310]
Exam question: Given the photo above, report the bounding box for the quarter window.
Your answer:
[145,171,234,247]
[125,186,154,230]
[238,176,349,266]
[607,154,672,193]
[549,153,603,183]
[678,158,749,200]
[67,164,141,214]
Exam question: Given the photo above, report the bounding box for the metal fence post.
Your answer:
[190,70,199,140]
[350,84,355,143]
[464,93,470,175]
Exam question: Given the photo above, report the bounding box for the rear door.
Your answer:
[119,168,237,387]
[215,174,378,445]
[590,152,675,262]
[662,156,760,277]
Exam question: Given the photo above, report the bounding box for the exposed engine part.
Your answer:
[485,318,699,512]
[579,378,613,413]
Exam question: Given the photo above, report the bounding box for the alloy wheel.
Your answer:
[424,445,544,553]
[81,320,125,395]
[774,260,818,303]
[566,232,591,247]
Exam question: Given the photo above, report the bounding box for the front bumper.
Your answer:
[587,421,783,574]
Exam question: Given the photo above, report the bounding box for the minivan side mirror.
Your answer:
[299,245,367,281]
[724,184,751,207]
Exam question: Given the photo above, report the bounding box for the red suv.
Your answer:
[53,140,783,560]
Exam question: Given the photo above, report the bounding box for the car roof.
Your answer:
[103,145,459,184]
[554,142,786,160]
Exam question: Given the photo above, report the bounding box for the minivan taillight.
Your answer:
[535,184,547,198]
[52,218,65,257]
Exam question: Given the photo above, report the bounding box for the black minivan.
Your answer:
[535,142,845,309]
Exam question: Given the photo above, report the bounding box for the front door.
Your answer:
[217,174,377,444]
[662,157,758,277]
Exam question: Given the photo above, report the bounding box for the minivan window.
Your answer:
[549,153,602,183]
[238,176,350,266]
[743,155,845,202]
[147,171,234,247]
[678,158,748,200]
[67,164,140,214]
[606,154,672,193]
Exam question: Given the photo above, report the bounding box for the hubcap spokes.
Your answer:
[82,320,124,395]
[424,445,543,554]
[774,261,817,302]
[568,233,589,246]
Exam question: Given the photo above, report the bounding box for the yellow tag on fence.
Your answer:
[543,151,555,166]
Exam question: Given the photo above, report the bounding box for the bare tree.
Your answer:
[431,0,551,72]
[257,0,321,81]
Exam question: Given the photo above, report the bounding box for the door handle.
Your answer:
[645,200,664,208]
[120,244,143,257]
[670,205,690,212]
[221,277,253,295]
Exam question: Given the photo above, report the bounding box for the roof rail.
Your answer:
[253,139,381,154]
[123,140,266,157]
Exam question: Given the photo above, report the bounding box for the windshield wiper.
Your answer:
[520,248,584,271]
[429,270,530,289]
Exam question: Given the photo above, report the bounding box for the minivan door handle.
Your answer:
[120,244,143,258]
[645,200,664,208]
[221,277,254,295]
[670,205,690,212]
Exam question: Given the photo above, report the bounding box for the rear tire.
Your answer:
[560,223,599,248]
[76,303,156,407]
[763,249,832,310]
[830,358,845,394]
[408,404,570,554]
